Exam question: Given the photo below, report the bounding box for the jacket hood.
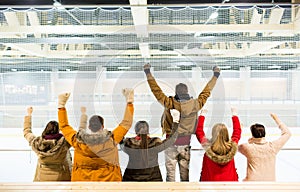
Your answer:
[76,129,112,145]
[174,94,190,101]
[180,99,200,116]
[31,136,70,157]
[123,137,161,149]
[205,141,237,164]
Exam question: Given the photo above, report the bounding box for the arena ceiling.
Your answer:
[0,0,299,72]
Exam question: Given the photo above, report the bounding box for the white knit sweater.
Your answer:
[238,123,291,181]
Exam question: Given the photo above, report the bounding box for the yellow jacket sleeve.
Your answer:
[112,103,134,144]
[58,108,78,148]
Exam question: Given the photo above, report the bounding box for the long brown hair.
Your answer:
[135,121,149,167]
[41,121,59,138]
[210,123,232,155]
[135,121,149,149]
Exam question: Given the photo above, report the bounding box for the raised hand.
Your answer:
[58,93,71,108]
[143,63,151,74]
[200,109,208,116]
[122,88,134,103]
[213,66,220,78]
[270,113,282,126]
[27,106,33,116]
[81,106,86,114]
[231,107,238,116]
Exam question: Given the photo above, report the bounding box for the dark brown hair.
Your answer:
[89,115,104,132]
[42,121,59,138]
[250,123,266,138]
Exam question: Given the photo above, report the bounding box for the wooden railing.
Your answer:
[1,182,300,191]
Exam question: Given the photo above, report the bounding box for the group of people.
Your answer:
[23,64,291,182]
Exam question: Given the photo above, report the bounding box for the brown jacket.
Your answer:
[23,116,72,181]
[146,73,218,135]
[58,103,134,181]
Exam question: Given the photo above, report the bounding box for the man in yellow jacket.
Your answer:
[57,89,134,181]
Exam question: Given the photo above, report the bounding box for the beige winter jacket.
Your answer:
[23,116,72,181]
[238,123,291,181]
[146,73,218,135]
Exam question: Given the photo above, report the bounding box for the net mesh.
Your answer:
[0,4,298,134]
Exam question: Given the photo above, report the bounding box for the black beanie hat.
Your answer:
[89,115,104,132]
[175,83,188,95]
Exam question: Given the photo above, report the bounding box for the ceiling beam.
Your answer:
[1,48,300,58]
[0,24,294,34]
[0,36,299,44]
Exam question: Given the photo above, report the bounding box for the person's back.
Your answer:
[239,139,277,181]
[195,108,241,181]
[238,113,291,181]
[23,107,71,181]
[143,63,220,181]
[122,115,179,182]
[122,135,163,181]
[57,89,134,181]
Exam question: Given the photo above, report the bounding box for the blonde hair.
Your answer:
[210,123,232,155]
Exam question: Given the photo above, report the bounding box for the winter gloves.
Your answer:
[58,93,71,108]
[122,88,134,103]
[231,107,238,116]
[213,66,220,78]
[201,107,237,116]
[170,109,180,123]
[200,109,208,116]
[143,63,151,75]
[27,106,33,116]
[81,106,86,114]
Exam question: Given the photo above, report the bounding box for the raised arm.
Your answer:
[231,107,241,144]
[196,66,220,110]
[144,63,177,109]
[78,106,88,131]
[195,109,209,146]
[270,113,291,153]
[58,93,78,147]
[112,88,134,144]
[23,107,36,145]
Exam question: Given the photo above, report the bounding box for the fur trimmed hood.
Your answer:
[123,137,161,149]
[31,136,70,157]
[205,141,237,164]
[76,129,112,145]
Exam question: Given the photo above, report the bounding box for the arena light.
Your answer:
[209,12,219,20]
[53,0,64,10]
[167,66,180,69]
[268,65,281,69]
[118,66,131,70]
[219,66,231,69]
[129,0,148,37]
[139,43,150,58]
